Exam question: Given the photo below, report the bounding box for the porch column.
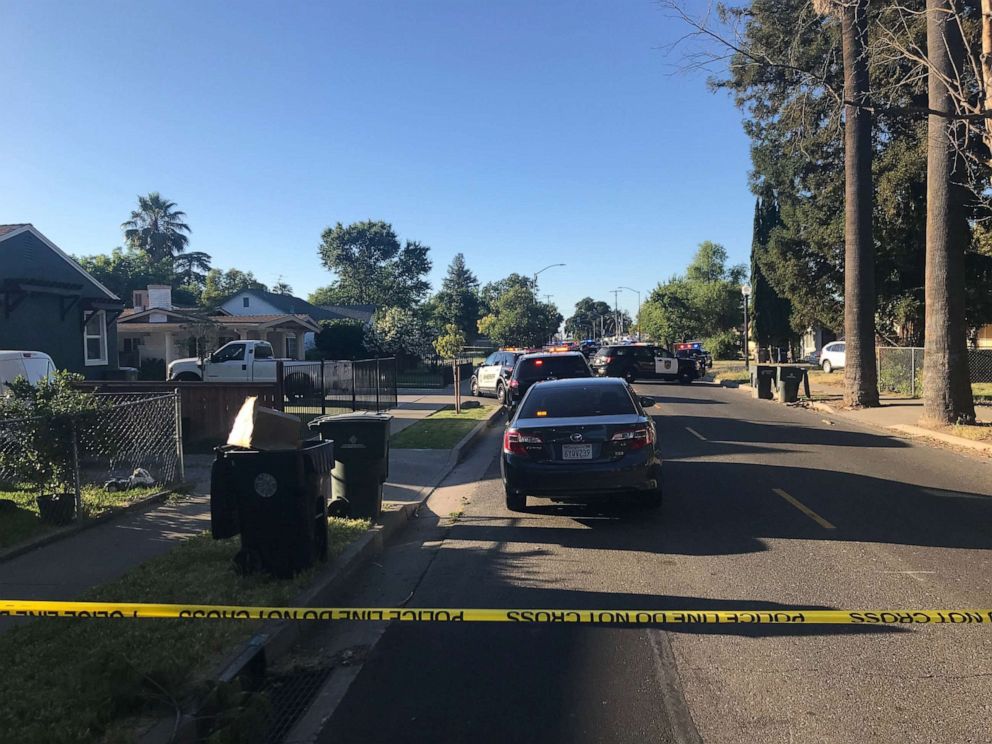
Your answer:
[164,332,174,364]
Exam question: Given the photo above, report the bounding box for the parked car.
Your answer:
[470,350,527,404]
[590,344,701,384]
[675,347,712,370]
[0,351,56,392]
[506,351,592,408]
[578,340,600,358]
[501,377,662,511]
[818,341,846,373]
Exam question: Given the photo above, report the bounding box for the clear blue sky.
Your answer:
[0,0,753,323]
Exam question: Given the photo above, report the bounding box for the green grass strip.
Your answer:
[390,404,495,449]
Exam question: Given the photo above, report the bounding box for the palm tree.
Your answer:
[173,251,212,287]
[121,193,191,262]
[813,0,879,408]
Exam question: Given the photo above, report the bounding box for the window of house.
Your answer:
[84,310,108,366]
[285,336,298,359]
[243,296,250,308]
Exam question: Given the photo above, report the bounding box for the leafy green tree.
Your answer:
[121,192,191,261]
[479,273,535,317]
[315,220,432,309]
[307,284,354,307]
[312,319,368,360]
[565,297,629,338]
[477,283,562,347]
[367,306,436,367]
[199,269,268,310]
[271,280,294,295]
[428,254,480,339]
[434,324,466,360]
[76,247,173,302]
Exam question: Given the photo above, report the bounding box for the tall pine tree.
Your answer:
[751,197,795,359]
[431,253,481,340]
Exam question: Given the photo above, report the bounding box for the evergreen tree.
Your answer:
[750,197,794,357]
[430,253,481,339]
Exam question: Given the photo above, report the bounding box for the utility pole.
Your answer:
[610,288,621,341]
[617,287,641,341]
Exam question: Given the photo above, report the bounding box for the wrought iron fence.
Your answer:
[278,358,398,423]
[877,347,992,397]
[0,391,183,513]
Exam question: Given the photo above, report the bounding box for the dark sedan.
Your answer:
[506,351,592,408]
[500,377,663,511]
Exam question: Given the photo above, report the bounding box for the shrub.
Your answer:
[706,330,740,360]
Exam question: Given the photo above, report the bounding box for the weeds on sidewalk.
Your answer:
[0,518,368,743]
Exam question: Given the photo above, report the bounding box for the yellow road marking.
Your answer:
[772,488,836,530]
[685,426,706,441]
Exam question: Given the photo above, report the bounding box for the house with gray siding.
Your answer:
[0,224,122,378]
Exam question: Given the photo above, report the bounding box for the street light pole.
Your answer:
[610,288,621,341]
[741,284,752,371]
[617,287,641,341]
[533,263,565,287]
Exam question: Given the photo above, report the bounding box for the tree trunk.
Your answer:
[923,0,976,425]
[981,0,992,160]
[840,0,880,408]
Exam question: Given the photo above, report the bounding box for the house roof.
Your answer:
[0,224,120,301]
[119,307,212,324]
[116,313,319,334]
[220,288,374,322]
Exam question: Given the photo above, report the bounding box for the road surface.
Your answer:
[293,380,992,744]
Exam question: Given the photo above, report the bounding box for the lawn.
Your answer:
[708,360,750,384]
[973,382,992,402]
[390,403,496,449]
[0,517,369,744]
[0,484,163,551]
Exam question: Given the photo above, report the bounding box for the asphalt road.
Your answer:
[306,380,992,744]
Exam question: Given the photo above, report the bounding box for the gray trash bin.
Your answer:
[751,365,776,400]
[308,412,392,521]
[776,366,806,403]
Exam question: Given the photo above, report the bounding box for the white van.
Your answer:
[0,351,57,391]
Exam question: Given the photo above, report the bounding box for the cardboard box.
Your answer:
[227,396,303,450]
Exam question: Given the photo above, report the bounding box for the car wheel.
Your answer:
[173,372,200,382]
[496,382,507,405]
[678,371,694,385]
[623,368,636,384]
[505,485,526,512]
[471,378,480,397]
[821,359,833,374]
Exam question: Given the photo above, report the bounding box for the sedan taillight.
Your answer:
[503,428,542,456]
[510,378,519,388]
[610,426,653,450]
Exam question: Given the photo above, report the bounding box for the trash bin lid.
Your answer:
[309,412,393,426]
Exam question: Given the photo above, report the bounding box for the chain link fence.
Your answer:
[877,347,992,396]
[0,392,183,511]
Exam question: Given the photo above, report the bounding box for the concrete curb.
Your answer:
[0,486,183,564]
[141,404,506,744]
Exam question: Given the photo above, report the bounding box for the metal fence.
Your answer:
[278,357,398,423]
[877,347,992,396]
[0,391,183,513]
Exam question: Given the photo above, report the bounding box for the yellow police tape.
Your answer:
[3,600,992,625]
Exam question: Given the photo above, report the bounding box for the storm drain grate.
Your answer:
[262,666,334,744]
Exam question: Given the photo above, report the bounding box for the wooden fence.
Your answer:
[75,381,282,451]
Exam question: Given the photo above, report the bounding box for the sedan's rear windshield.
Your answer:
[515,356,591,381]
[519,383,636,418]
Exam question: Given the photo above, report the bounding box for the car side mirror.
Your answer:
[639,396,656,408]
[208,353,217,364]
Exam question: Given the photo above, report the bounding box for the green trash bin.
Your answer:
[308,412,392,521]
[751,365,776,400]
[776,366,806,403]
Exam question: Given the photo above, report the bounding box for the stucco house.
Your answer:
[0,224,123,378]
[116,285,318,369]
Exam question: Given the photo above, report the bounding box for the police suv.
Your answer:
[470,349,527,404]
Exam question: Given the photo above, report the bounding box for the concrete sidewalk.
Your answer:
[0,384,485,628]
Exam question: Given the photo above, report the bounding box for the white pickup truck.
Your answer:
[167,341,313,392]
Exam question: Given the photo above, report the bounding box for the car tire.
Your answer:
[496,382,507,406]
[821,359,833,374]
[623,368,636,384]
[471,378,480,397]
[505,485,526,512]
[678,371,694,385]
[173,372,201,382]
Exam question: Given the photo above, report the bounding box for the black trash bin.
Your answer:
[210,438,334,578]
[751,365,776,400]
[308,412,392,521]
[776,366,806,403]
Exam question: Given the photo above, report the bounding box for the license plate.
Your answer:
[561,444,593,460]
